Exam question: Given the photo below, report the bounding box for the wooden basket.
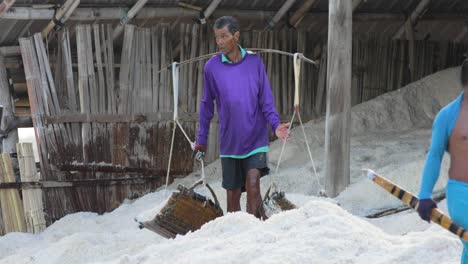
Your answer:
[140,182,223,238]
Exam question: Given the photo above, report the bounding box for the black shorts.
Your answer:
[221,152,270,192]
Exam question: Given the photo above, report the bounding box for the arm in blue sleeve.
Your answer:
[258,58,281,132]
[418,110,449,199]
[196,69,215,145]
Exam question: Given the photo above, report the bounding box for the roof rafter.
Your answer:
[113,0,148,40]
[393,0,431,39]
[0,0,16,17]
[266,0,297,30]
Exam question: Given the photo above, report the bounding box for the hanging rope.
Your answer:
[270,53,326,196]
[165,62,204,190]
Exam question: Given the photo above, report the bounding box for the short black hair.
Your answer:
[213,16,240,35]
[462,58,468,86]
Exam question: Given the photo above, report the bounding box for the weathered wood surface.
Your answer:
[17,143,46,233]
[325,0,352,197]
[0,50,19,155]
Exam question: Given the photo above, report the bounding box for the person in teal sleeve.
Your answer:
[418,59,468,263]
[192,16,289,220]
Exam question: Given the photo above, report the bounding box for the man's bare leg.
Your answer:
[246,169,267,220]
[226,188,242,212]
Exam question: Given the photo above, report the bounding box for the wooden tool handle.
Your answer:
[366,169,468,241]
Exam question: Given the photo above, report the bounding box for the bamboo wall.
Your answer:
[16,23,468,224]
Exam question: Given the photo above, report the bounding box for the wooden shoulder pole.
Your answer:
[366,169,468,241]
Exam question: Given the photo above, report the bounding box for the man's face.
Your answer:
[214,26,240,55]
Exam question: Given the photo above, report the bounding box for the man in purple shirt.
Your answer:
[192,16,289,220]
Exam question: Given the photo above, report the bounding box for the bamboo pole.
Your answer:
[0,153,26,233]
[289,0,318,28]
[42,0,80,39]
[366,169,468,241]
[113,0,148,40]
[0,0,16,17]
[266,0,297,29]
[198,0,222,24]
[393,0,431,39]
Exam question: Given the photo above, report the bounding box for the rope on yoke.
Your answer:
[165,62,205,190]
[270,53,326,197]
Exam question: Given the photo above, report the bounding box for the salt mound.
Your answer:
[350,67,461,133]
[103,201,461,264]
[1,197,460,264]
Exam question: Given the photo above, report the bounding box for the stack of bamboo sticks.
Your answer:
[0,153,26,233]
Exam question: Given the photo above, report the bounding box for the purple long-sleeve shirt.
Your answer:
[196,53,281,156]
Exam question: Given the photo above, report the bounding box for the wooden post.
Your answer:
[0,51,18,155]
[324,0,352,197]
[17,142,46,233]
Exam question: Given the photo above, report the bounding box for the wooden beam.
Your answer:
[289,0,319,28]
[352,0,363,11]
[178,2,202,12]
[0,0,16,17]
[325,0,352,197]
[112,0,148,40]
[266,0,297,29]
[0,46,20,56]
[0,176,164,189]
[43,112,313,124]
[290,0,362,28]
[455,27,468,43]
[0,6,461,23]
[59,163,163,175]
[393,0,431,39]
[42,0,80,39]
[198,0,222,24]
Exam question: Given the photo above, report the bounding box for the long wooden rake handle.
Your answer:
[365,169,468,241]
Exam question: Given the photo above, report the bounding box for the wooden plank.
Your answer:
[324,0,352,197]
[17,143,46,233]
[315,44,327,114]
[106,24,116,115]
[144,28,152,113]
[118,25,135,114]
[76,25,93,162]
[159,26,169,112]
[188,24,199,113]
[152,25,160,112]
[0,153,26,233]
[19,37,50,175]
[93,24,106,114]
